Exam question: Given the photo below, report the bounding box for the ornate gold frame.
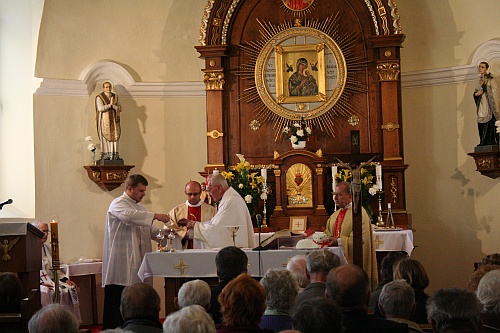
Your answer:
[275,43,326,104]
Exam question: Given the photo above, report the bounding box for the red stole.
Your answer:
[187,205,202,222]
[333,208,347,238]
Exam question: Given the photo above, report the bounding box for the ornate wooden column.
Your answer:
[370,35,410,226]
[195,45,229,173]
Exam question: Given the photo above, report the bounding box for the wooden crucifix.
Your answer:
[335,156,376,268]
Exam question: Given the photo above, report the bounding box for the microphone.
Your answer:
[0,199,13,210]
[255,214,262,227]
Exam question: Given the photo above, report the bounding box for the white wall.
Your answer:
[0,0,43,218]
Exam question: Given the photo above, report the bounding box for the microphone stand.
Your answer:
[252,215,267,251]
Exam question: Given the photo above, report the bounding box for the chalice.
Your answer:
[156,228,167,252]
[226,226,240,247]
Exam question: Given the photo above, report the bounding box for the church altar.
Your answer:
[138,247,346,281]
[256,229,414,254]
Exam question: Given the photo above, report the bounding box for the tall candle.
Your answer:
[50,219,60,268]
[261,168,267,180]
[376,163,383,190]
[331,165,338,187]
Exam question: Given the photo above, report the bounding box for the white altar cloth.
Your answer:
[138,247,346,281]
[255,229,414,255]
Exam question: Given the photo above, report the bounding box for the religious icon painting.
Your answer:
[282,0,315,11]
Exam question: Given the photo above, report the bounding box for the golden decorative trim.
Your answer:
[1,237,20,261]
[213,18,222,27]
[274,169,282,177]
[274,151,281,159]
[209,60,216,67]
[249,119,261,131]
[174,258,190,275]
[384,50,392,57]
[383,157,403,161]
[373,0,390,35]
[221,0,241,45]
[478,159,492,168]
[381,122,400,132]
[377,62,400,81]
[315,149,323,157]
[317,205,325,209]
[316,168,323,175]
[274,206,283,211]
[207,130,224,139]
[199,0,215,46]
[390,176,398,204]
[388,0,402,34]
[364,0,380,35]
[205,163,225,168]
[203,71,225,90]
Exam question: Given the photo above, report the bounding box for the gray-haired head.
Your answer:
[260,269,299,311]
[28,304,79,333]
[207,173,229,189]
[427,288,482,333]
[177,279,211,309]
[286,254,309,288]
[306,249,341,275]
[476,269,500,315]
[163,304,215,333]
[378,279,415,319]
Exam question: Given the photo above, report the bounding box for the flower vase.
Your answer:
[292,141,306,149]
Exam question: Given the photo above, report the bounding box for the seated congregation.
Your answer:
[2,248,499,333]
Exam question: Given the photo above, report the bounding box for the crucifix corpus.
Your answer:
[334,156,376,269]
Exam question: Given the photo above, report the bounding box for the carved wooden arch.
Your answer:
[196,0,410,226]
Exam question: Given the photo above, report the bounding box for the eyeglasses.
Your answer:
[206,185,220,192]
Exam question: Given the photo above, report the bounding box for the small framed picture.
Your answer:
[289,216,307,233]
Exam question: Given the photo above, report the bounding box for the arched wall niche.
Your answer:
[196,0,410,228]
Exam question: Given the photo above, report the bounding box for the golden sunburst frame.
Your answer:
[238,14,366,139]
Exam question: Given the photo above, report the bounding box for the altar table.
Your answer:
[138,247,346,316]
[138,247,346,280]
[67,261,103,325]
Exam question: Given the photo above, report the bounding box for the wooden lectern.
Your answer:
[0,222,43,333]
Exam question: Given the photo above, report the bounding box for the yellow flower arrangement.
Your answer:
[221,155,264,215]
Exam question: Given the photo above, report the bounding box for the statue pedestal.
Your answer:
[468,146,500,179]
[84,165,134,191]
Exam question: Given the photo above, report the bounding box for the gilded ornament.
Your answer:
[348,115,360,127]
[364,0,380,35]
[384,50,392,58]
[388,0,403,34]
[274,151,280,159]
[373,0,390,35]
[381,122,400,132]
[478,159,492,168]
[221,0,241,45]
[209,59,216,67]
[315,149,323,157]
[203,71,225,90]
[377,62,400,81]
[249,119,261,131]
[390,176,398,204]
[207,129,224,139]
[199,0,215,46]
[286,163,313,207]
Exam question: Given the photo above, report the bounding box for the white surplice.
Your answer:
[193,187,256,249]
[102,192,160,287]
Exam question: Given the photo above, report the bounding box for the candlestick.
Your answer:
[376,190,385,227]
[50,216,60,304]
[376,163,383,190]
[261,168,267,180]
[261,180,268,228]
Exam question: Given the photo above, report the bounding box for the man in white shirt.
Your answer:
[180,173,256,249]
[102,174,170,329]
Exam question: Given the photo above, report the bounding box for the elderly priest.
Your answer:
[180,173,256,249]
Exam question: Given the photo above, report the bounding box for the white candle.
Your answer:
[331,165,338,186]
[376,163,383,190]
[261,168,267,180]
